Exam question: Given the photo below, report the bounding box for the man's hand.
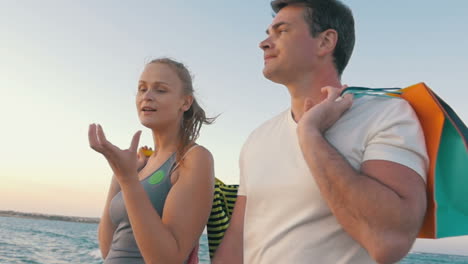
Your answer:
[297,85,353,136]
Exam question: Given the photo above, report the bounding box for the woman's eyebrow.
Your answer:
[138,80,170,86]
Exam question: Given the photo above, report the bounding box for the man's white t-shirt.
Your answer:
[237,96,429,264]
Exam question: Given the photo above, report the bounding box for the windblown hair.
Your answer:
[148,57,216,162]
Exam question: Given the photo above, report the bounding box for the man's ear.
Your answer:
[318,29,338,56]
[182,95,194,112]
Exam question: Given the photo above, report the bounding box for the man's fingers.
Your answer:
[130,131,142,153]
[338,84,349,97]
[339,93,354,111]
[303,98,314,112]
[321,86,341,101]
[344,93,354,103]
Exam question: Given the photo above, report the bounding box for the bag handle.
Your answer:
[341,87,402,99]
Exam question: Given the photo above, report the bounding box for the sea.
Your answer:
[1,216,468,264]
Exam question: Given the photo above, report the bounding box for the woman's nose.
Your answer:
[141,90,154,101]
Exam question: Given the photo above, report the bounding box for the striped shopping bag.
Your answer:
[342,82,468,238]
[207,178,238,258]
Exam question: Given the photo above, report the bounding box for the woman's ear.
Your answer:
[318,29,338,56]
[182,95,194,112]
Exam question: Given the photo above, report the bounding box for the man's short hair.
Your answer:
[271,0,355,76]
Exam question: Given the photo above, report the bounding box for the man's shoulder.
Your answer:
[354,94,411,109]
[331,95,418,137]
[350,95,414,120]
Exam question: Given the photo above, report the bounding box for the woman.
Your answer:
[89,58,215,264]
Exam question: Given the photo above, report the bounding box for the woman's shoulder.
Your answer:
[172,145,214,187]
[186,144,212,161]
[171,144,214,185]
[178,144,214,170]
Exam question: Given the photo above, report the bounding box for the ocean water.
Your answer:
[0,216,209,264]
[1,216,468,264]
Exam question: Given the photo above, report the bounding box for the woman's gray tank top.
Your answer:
[104,153,176,264]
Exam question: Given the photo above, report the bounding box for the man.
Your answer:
[213,0,428,263]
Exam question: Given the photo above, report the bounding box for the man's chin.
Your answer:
[262,68,274,80]
[263,69,284,84]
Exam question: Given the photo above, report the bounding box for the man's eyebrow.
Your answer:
[266,21,289,35]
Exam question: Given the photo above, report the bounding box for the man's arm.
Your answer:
[212,195,246,264]
[299,132,426,263]
[297,87,427,264]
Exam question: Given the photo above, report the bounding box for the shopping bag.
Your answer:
[207,178,238,258]
[342,82,468,238]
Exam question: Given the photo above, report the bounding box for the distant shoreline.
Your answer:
[0,210,100,224]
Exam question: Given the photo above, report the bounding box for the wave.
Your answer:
[89,249,102,260]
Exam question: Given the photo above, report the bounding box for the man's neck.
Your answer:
[286,69,341,123]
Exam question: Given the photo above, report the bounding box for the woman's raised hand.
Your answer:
[89,124,142,184]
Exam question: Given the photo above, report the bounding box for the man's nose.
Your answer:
[259,37,272,50]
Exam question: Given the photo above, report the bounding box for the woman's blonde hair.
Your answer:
[148,57,216,162]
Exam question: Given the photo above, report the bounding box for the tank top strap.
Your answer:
[171,144,200,172]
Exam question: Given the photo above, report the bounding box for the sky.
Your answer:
[1,0,467,256]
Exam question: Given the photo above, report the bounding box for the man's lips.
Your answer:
[264,55,276,64]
